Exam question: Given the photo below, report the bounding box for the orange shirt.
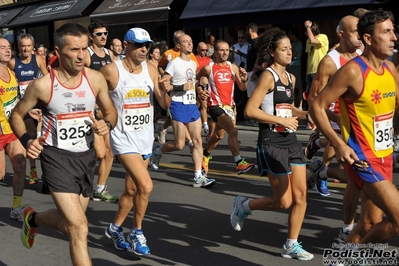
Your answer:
[195,55,211,73]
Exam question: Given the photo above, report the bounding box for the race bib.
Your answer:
[123,103,151,132]
[222,105,235,121]
[374,112,393,151]
[183,88,196,104]
[19,80,33,98]
[274,103,293,133]
[56,111,94,150]
[3,96,17,119]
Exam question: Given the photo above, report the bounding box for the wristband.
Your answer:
[20,133,33,149]
[105,120,113,131]
[173,84,184,91]
[241,78,248,83]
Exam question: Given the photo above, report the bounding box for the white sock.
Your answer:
[342,223,355,232]
[188,141,193,146]
[242,199,251,212]
[285,238,298,248]
[95,185,105,193]
[234,155,242,163]
[194,170,202,178]
[203,122,208,127]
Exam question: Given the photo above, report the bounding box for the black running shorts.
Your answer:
[40,145,96,197]
[256,143,305,176]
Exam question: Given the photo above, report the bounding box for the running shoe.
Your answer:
[157,125,167,144]
[202,155,212,174]
[203,124,209,134]
[236,158,254,175]
[304,132,320,159]
[92,186,118,203]
[10,204,29,221]
[21,205,37,249]
[337,228,352,244]
[127,229,150,256]
[150,145,162,171]
[230,195,251,231]
[316,180,330,196]
[105,223,131,251]
[29,168,39,185]
[281,242,314,260]
[193,175,215,188]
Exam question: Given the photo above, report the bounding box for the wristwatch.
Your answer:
[105,120,113,131]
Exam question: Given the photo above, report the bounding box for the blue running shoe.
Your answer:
[230,195,251,231]
[127,229,150,256]
[281,242,314,260]
[316,179,330,196]
[105,223,131,251]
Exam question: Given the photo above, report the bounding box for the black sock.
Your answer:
[28,212,38,228]
[203,149,211,157]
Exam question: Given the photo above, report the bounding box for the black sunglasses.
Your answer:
[93,31,108,37]
[128,42,152,49]
[201,49,208,52]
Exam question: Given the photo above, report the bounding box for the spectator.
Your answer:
[304,20,328,110]
[206,34,215,59]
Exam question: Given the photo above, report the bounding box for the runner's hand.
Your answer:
[89,113,109,136]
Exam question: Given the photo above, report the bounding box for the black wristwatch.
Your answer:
[105,120,113,131]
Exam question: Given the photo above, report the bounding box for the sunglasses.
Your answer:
[201,49,208,52]
[93,31,108,37]
[128,42,152,49]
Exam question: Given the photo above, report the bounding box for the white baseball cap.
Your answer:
[124,28,154,44]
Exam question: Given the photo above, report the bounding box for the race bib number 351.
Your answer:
[56,111,93,149]
[374,112,393,151]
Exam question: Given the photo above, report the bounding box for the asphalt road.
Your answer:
[1,123,399,266]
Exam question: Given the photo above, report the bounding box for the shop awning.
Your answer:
[90,0,173,26]
[0,6,25,28]
[7,0,95,27]
[180,0,389,28]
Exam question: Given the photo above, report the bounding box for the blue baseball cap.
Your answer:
[124,28,154,44]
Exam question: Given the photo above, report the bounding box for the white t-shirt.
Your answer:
[165,57,197,104]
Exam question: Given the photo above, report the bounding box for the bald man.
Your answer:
[306,15,363,243]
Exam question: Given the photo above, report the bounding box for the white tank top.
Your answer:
[41,68,96,152]
[109,60,154,155]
